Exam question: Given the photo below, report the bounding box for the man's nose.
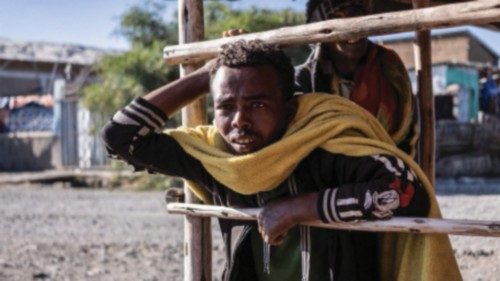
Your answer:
[231,110,251,129]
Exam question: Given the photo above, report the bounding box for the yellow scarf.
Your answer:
[166,93,461,281]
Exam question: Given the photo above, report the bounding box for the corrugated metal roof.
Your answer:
[0,38,112,65]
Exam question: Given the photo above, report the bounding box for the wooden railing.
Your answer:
[167,203,500,237]
[164,0,500,65]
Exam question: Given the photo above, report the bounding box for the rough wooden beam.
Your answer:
[390,0,466,5]
[178,1,212,281]
[164,0,500,65]
[413,0,436,186]
[167,203,500,237]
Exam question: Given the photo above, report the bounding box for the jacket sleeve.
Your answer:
[316,153,429,223]
[101,97,211,188]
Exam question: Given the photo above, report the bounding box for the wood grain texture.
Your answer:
[164,0,500,65]
[178,1,211,281]
[413,0,436,186]
[167,203,500,237]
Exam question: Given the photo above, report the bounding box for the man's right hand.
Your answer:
[257,193,319,245]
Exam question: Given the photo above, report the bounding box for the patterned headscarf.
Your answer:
[306,0,371,23]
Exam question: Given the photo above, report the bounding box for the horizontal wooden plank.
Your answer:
[163,0,500,65]
[167,203,500,237]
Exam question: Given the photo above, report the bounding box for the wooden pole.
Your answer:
[413,0,435,186]
[167,203,500,237]
[178,1,211,281]
[164,0,500,65]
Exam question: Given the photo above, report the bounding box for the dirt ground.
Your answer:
[0,184,498,281]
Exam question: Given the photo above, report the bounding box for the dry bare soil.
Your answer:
[0,185,498,281]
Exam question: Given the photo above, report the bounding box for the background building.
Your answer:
[0,39,111,171]
[376,28,500,176]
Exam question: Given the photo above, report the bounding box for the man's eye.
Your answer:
[251,102,264,109]
[217,104,233,111]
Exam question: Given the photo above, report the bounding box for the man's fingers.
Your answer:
[257,210,266,237]
[258,223,264,237]
[265,223,290,245]
[257,211,264,227]
[274,233,286,245]
[268,231,288,246]
[258,205,290,245]
[222,28,248,37]
[230,28,247,36]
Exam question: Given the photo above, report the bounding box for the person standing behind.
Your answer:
[295,0,419,157]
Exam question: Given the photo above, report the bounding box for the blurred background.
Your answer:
[0,1,499,280]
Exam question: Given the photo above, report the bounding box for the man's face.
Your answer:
[211,65,289,155]
[328,6,369,60]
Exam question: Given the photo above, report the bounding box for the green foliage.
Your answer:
[204,3,304,38]
[204,2,309,65]
[83,41,178,118]
[83,0,309,118]
[115,0,178,47]
[83,1,179,119]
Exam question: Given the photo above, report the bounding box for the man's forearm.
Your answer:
[143,65,211,117]
[290,193,320,222]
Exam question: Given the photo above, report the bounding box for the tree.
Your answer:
[83,0,308,120]
[205,2,308,65]
[83,43,179,117]
[83,1,179,119]
[116,0,177,48]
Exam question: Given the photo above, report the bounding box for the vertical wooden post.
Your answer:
[178,1,212,281]
[412,0,435,186]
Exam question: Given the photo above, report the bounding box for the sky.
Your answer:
[0,0,307,50]
[0,0,499,56]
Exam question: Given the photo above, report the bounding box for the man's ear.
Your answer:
[285,97,298,124]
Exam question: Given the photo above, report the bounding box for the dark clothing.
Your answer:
[102,98,430,281]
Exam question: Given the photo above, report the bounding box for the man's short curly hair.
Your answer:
[210,40,295,101]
